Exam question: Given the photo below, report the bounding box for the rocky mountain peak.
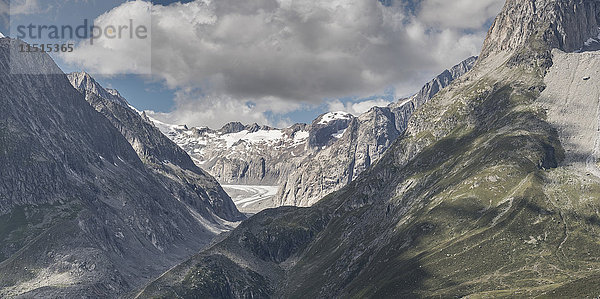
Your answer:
[308,111,354,148]
[481,0,600,57]
[67,71,129,106]
[219,121,246,134]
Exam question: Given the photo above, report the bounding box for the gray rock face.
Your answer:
[67,72,244,222]
[482,0,600,56]
[276,57,477,206]
[308,111,354,148]
[0,39,242,298]
[68,71,129,106]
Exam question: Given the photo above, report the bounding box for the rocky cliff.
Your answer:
[67,72,243,221]
[138,0,600,297]
[482,0,599,56]
[0,39,241,298]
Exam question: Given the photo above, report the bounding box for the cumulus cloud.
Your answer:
[146,89,302,129]
[63,0,504,128]
[61,1,153,74]
[418,0,505,29]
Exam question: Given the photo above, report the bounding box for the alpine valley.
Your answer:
[1,0,600,298]
[152,56,476,209]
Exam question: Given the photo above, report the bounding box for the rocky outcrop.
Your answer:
[308,111,354,148]
[0,39,241,298]
[68,71,129,106]
[482,0,600,56]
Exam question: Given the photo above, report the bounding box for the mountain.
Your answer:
[0,39,242,298]
[67,72,243,221]
[137,0,600,297]
[154,57,476,208]
[68,72,129,107]
[481,0,599,56]
[153,120,310,186]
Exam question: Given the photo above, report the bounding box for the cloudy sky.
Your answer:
[2,0,504,128]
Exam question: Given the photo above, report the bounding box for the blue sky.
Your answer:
[2,0,504,128]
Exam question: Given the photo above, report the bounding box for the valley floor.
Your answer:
[221,185,278,214]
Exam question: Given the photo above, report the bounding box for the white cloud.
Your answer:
[8,0,43,15]
[418,0,504,29]
[147,89,302,129]
[60,1,152,74]
[327,98,392,116]
[63,0,504,128]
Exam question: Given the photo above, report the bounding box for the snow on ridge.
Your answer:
[332,128,347,139]
[318,111,352,125]
[294,131,309,141]
[144,113,186,134]
[0,32,4,38]
[397,95,416,108]
[585,37,598,46]
[221,129,284,147]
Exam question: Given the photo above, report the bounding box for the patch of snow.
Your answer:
[397,96,415,108]
[128,104,141,113]
[318,111,352,125]
[191,157,206,165]
[333,128,347,139]
[294,130,309,141]
[145,114,186,135]
[0,32,4,38]
[585,38,594,46]
[221,129,283,147]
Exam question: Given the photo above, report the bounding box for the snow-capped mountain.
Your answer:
[277,56,477,206]
[151,119,311,185]
[150,56,476,207]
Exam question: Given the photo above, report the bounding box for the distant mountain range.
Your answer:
[152,56,476,207]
